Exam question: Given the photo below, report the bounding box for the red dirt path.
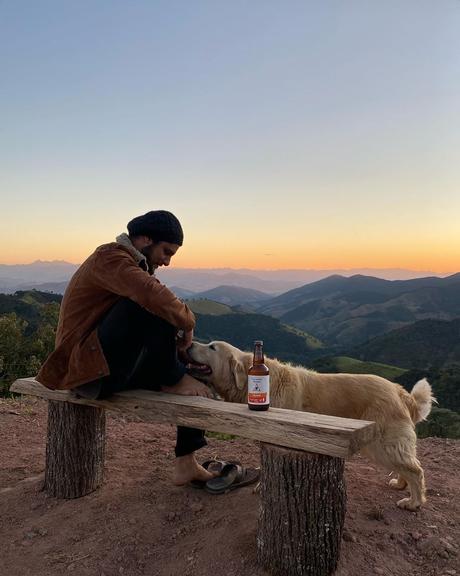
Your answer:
[1,397,458,576]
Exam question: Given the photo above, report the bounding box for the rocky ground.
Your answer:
[1,397,459,576]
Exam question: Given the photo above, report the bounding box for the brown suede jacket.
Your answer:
[37,241,195,390]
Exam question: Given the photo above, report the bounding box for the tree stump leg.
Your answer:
[258,443,346,576]
[45,400,106,498]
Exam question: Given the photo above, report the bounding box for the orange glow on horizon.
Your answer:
[0,230,458,274]
[1,250,458,275]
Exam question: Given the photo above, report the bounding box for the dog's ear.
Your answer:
[229,357,247,390]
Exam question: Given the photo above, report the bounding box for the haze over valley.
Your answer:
[0,260,451,295]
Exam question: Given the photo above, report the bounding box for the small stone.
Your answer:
[444,570,457,575]
[67,564,75,571]
[342,530,356,543]
[374,568,385,575]
[439,550,450,560]
[411,531,422,541]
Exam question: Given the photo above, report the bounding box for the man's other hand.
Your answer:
[176,329,193,353]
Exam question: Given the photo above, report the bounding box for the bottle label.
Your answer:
[248,375,270,405]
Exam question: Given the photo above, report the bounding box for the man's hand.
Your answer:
[176,329,193,353]
[161,374,213,398]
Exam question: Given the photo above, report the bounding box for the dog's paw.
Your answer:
[396,497,420,511]
[389,477,407,490]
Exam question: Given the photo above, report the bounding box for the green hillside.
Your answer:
[355,318,460,369]
[312,356,407,380]
[191,285,271,306]
[187,299,234,315]
[194,312,324,365]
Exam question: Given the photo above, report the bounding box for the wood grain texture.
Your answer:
[258,443,346,576]
[45,400,106,498]
[11,378,376,458]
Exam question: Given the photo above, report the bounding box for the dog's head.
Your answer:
[186,341,250,402]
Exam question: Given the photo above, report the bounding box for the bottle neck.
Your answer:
[253,345,265,364]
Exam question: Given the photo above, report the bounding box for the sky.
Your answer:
[1,0,459,272]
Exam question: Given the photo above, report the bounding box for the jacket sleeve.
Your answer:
[90,247,195,331]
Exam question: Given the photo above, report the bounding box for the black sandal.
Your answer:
[205,463,260,494]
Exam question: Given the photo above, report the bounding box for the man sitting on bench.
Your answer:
[37,209,215,487]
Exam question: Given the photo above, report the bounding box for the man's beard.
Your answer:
[140,245,157,274]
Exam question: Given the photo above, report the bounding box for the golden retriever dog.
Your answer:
[187,340,435,511]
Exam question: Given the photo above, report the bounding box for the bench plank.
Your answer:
[11,378,376,458]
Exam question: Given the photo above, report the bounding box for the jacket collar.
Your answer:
[115,233,149,272]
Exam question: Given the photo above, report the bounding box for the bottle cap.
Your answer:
[254,340,263,345]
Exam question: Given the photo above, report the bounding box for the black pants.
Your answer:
[76,298,206,457]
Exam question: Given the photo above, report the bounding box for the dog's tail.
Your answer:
[409,378,436,423]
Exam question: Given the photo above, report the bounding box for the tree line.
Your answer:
[0,292,59,395]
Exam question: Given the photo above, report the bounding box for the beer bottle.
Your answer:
[248,340,270,411]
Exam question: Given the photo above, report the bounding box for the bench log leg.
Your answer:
[257,443,346,576]
[45,400,106,498]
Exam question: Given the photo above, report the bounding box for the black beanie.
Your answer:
[127,210,184,246]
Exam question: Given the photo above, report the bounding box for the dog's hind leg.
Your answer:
[389,475,408,490]
[392,459,425,510]
[381,424,426,510]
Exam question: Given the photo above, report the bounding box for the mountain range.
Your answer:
[2,262,460,366]
[0,260,449,294]
[257,273,460,347]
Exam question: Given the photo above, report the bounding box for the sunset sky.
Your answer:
[1,1,459,272]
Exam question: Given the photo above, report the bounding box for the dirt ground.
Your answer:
[1,397,458,576]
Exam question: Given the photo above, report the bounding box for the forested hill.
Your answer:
[354,318,460,369]
[0,291,61,332]
[0,291,61,393]
[193,311,323,365]
[258,273,460,347]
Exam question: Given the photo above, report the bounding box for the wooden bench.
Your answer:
[11,377,376,576]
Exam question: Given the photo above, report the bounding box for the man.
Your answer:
[37,210,215,486]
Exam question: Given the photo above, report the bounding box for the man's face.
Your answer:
[141,240,180,271]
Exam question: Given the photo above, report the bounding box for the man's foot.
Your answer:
[173,453,218,486]
[161,373,213,398]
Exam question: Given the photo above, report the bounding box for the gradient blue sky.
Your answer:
[1,1,459,271]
